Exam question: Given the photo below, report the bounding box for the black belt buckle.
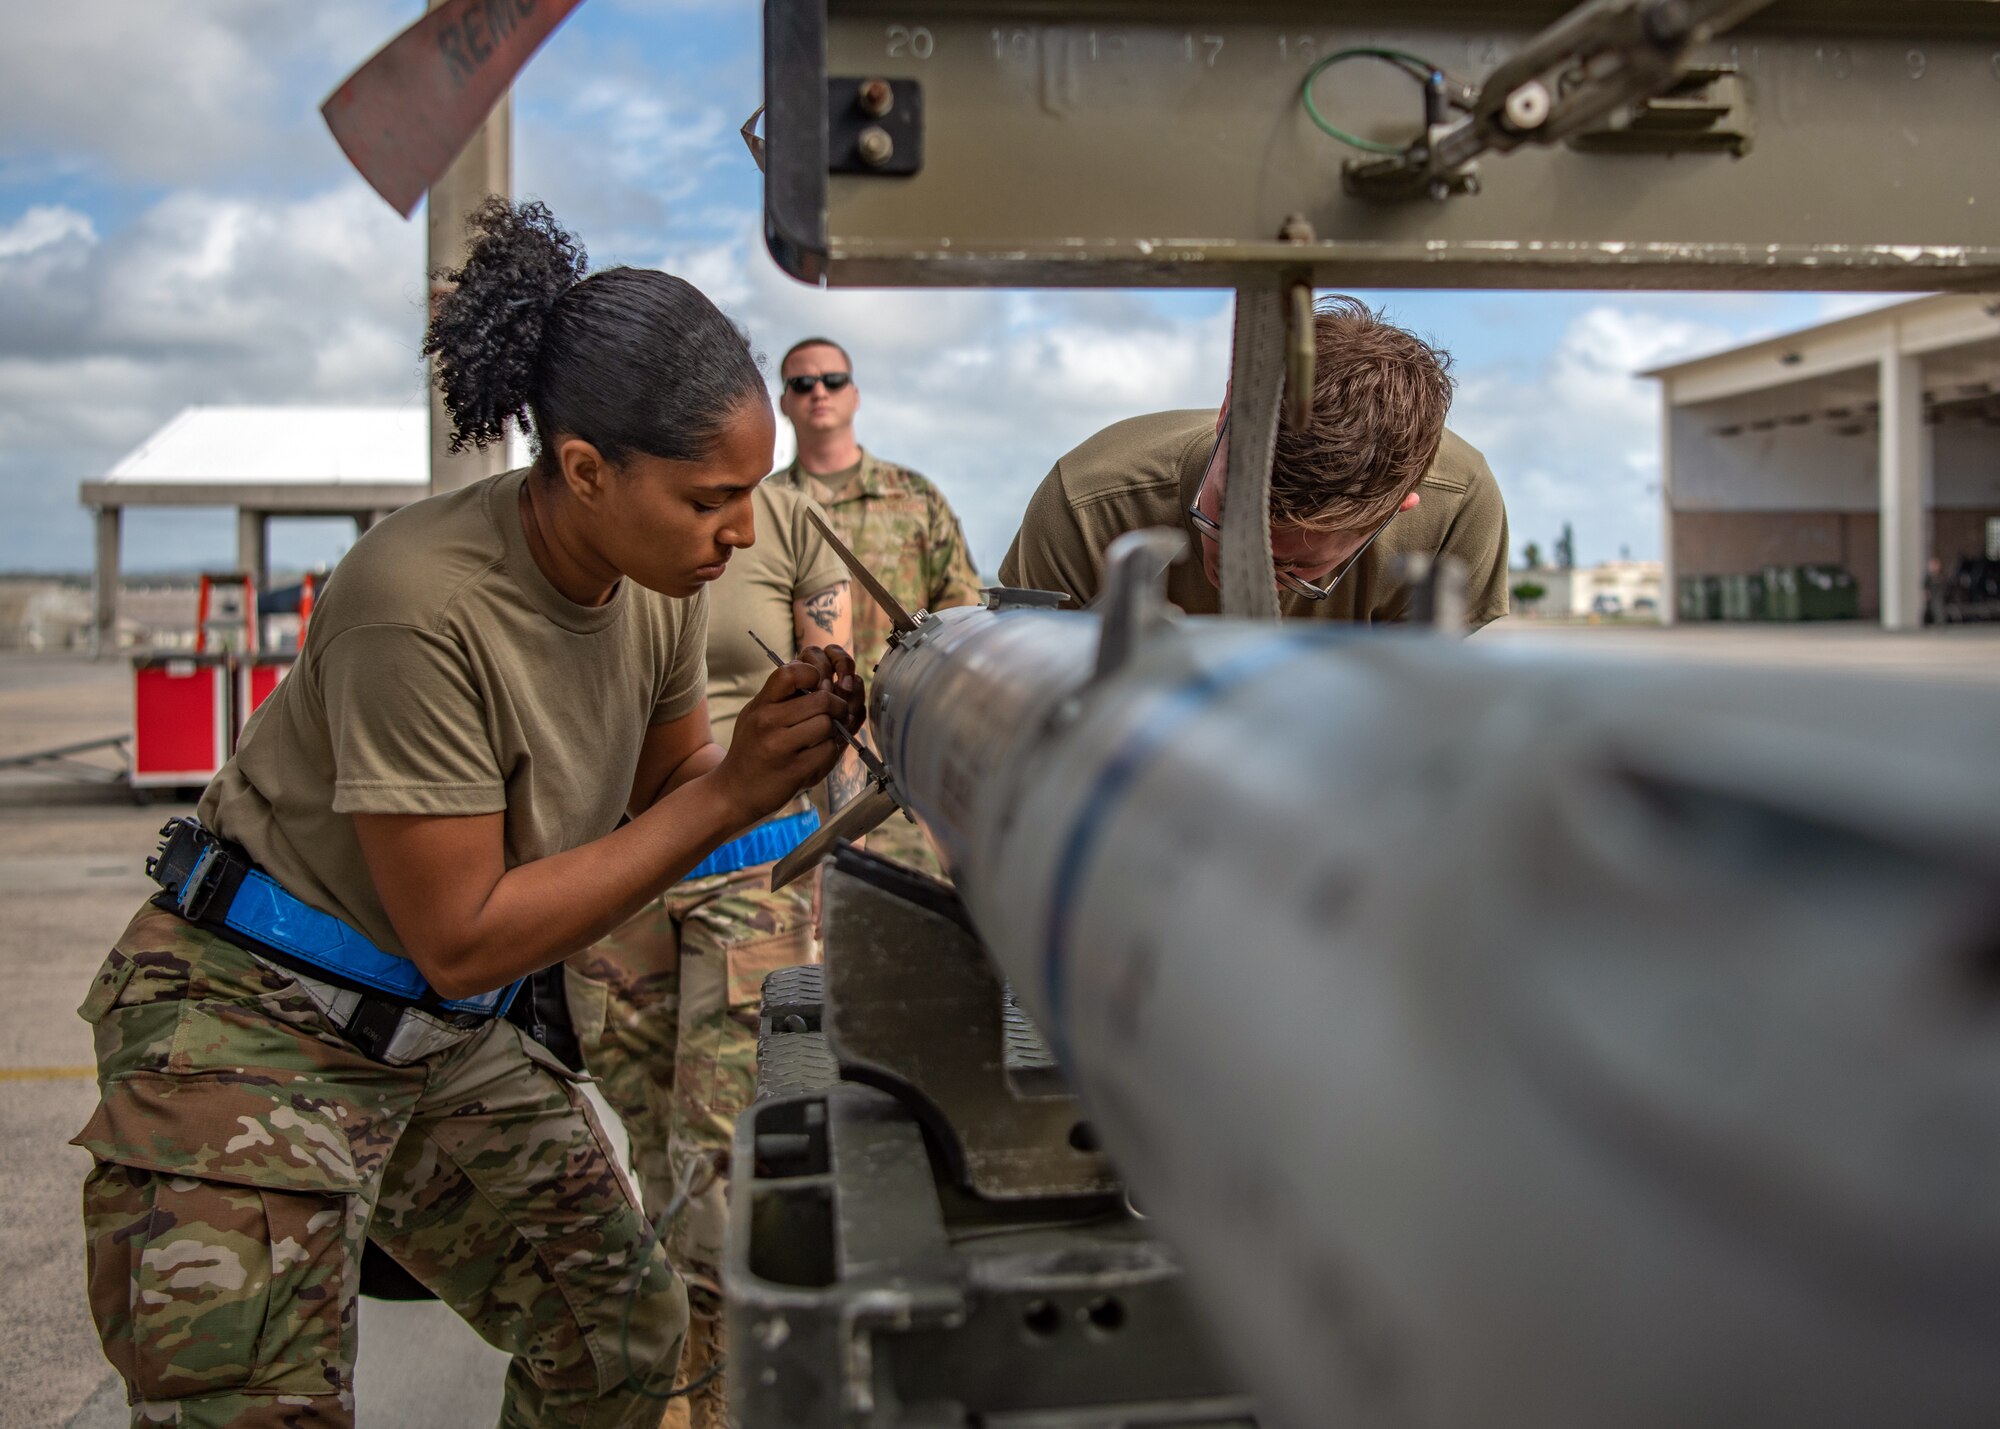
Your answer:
[342,997,407,1062]
[147,818,231,920]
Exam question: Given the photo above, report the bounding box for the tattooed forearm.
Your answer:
[826,749,867,808]
[802,585,845,638]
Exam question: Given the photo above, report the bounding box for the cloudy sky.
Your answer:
[2,0,1887,577]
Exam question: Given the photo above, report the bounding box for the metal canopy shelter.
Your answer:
[77,406,428,654]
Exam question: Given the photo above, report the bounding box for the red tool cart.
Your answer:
[132,572,257,794]
[132,655,232,792]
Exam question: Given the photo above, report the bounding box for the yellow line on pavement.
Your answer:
[0,1065,96,1082]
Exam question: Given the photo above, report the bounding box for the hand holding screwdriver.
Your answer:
[712,636,865,825]
[746,630,876,771]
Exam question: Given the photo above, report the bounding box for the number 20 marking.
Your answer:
[887,25,933,59]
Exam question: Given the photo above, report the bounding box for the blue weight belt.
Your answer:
[148,818,517,1018]
[151,805,822,1022]
[208,867,519,1016]
[682,807,821,882]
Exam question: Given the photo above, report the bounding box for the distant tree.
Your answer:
[1555,523,1576,570]
[1512,581,1548,606]
[1522,541,1544,570]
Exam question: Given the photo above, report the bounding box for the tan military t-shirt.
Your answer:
[703,482,846,750]
[200,467,709,958]
[999,409,1511,628]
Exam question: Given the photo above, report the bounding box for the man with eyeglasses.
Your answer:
[1000,298,1510,629]
[771,336,983,874]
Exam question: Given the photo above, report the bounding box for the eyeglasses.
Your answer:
[1187,420,1397,602]
[785,372,853,395]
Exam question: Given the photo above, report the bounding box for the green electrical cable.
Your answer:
[1300,47,1446,155]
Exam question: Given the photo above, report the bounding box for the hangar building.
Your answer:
[1647,294,2000,630]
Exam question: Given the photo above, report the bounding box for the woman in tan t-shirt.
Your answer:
[69,199,862,1428]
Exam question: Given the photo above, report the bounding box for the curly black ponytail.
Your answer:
[425,199,584,453]
[424,198,764,466]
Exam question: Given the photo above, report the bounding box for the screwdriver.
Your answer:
[745,629,890,783]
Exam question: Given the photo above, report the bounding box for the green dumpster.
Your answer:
[1719,572,1766,622]
[1797,564,1860,621]
[1763,566,1801,622]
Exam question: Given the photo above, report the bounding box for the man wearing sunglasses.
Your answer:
[1000,298,1509,629]
[771,336,983,873]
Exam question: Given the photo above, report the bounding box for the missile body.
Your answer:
[861,567,2000,1429]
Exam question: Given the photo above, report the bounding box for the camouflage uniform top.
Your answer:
[771,448,983,675]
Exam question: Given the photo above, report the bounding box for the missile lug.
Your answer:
[1091,527,1187,681]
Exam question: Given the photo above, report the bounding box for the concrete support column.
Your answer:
[1878,352,1928,631]
[92,505,121,659]
[236,507,269,593]
[427,9,513,498]
[1658,389,1677,628]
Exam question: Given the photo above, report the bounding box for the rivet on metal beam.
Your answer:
[857,127,896,168]
[858,78,894,119]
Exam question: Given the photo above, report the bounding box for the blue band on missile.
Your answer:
[1041,632,1327,1066]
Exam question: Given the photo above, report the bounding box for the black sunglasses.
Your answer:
[785,372,853,395]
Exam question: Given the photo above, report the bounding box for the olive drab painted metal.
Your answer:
[767,0,2000,290]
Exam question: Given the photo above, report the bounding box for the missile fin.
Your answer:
[771,784,902,890]
[805,508,920,635]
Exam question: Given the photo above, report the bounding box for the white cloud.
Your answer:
[0,204,97,258]
[0,185,422,417]
[0,0,407,186]
[1814,293,1910,324]
[1452,305,1733,564]
[0,183,427,567]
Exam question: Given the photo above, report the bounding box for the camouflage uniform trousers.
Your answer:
[72,903,687,1429]
[565,859,815,1425]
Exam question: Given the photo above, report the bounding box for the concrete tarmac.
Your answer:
[2,630,1994,1426]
